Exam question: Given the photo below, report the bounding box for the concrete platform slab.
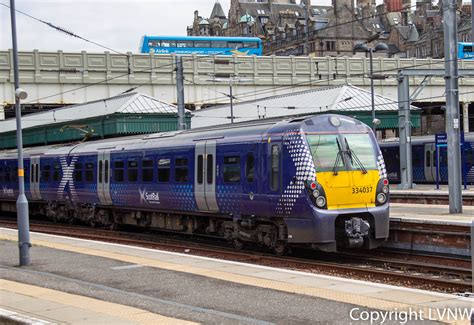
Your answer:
[1,228,472,324]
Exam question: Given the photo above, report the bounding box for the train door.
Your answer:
[97,151,112,205]
[424,143,435,182]
[29,156,42,200]
[194,141,218,212]
[268,142,282,205]
[242,150,259,210]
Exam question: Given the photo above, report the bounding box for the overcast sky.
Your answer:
[0,0,231,53]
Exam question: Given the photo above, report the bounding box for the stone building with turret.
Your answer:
[187,0,419,57]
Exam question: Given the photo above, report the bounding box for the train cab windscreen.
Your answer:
[307,133,377,172]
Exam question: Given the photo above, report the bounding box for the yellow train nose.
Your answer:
[316,170,379,210]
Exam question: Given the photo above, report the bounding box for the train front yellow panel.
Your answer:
[316,170,379,210]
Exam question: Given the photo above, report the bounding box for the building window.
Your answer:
[325,41,336,51]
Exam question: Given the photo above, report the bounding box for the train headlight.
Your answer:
[316,196,326,208]
[377,193,387,204]
[382,186,389,194]
[312,190,320,198]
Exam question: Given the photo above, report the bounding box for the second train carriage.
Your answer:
[0,115,390,253]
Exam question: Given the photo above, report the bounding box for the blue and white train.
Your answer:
[379,133,474,184]
[0,115,390,253]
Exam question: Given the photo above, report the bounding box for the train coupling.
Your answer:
[344,217,370,248]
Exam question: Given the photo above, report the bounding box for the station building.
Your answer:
[0,92,191,150]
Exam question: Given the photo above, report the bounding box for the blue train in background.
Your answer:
[0,115,389,253]
[379,133,474,184]
[139,35,263,56]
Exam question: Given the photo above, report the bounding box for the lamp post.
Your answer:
[353,42,389,134]
[10,0,31,266]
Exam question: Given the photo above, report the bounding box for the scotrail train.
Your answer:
[379,133,474,184]
[0,114,390,253]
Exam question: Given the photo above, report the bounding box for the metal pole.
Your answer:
[229,79,234,124]
[443,0,463,213]
[369,49,376,133]
[10,0,31,266]
[472,0,474,42]
[471,220,473,293]
[175,56,186,130]
[397,72,413,189]
[304,0,309,56]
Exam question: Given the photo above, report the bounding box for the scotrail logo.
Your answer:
[2,186,14,197]
[139,188,160,204]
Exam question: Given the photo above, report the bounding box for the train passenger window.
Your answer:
[114,161,124,182]
[85,163,94,182]
[74,163,83,182]
[5,167,10,182]
[13,167,18,182]
[158,158,170,182]
[271,146,279,191]
[42,165,51,182]
[207,154,213,184]
[0,167,3,182]
[53,164,60,182]
[224,156,240,183]
[35,164,39,183]
[197,155,203,184]
[175,158,189,182]
[104,161,109,183]
[246,154,255,183]
[426,151,431,167]
[142,159,154,182]
[128,160,138,182]
[99,161,103,183]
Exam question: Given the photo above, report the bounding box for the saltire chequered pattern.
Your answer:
[377,150,387,179]
[276,130,316,215]
[57,155,78,202]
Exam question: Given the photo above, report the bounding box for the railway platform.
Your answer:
[1,228,472,324]
[391,184,474,205]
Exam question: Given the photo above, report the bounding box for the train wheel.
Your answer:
[273,241,288,256]
[233,239,245,250]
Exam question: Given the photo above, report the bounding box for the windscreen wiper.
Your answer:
[332,138,344,175]
[344,138,367,174]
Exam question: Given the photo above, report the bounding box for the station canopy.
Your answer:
[192,84,420,129]
[0,92,191,149]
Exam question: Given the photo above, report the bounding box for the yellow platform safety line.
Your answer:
[317,170,379,210]
[0,234,468,324]
[0,279,198,325]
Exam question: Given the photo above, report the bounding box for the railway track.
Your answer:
[0,218,471,294]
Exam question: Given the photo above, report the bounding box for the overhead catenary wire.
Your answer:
[0,1,465,107]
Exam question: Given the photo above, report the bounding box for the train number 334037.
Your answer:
[352,186,373,194]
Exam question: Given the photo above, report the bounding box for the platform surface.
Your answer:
[1,228,472,324]
[390,203,474,224]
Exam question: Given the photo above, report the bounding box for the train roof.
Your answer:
[0,114,371,159]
